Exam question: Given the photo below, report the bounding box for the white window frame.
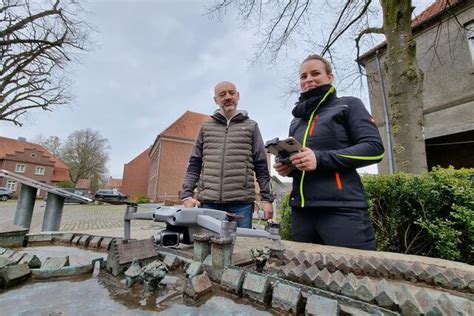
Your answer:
[15,163,26,173]
[35,166,45,175]
[6,180,16,191]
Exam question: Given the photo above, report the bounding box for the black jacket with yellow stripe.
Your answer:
[288,85,384,208]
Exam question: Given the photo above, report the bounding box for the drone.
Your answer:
[120,203,281,248]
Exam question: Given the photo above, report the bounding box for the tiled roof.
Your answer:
[0,136,70,182]
[52,168,70,182]
[0,136,69,172]
[412,0,460,27]
[47,157,68,171]
[159,111,210,141]
[75,178,91,189]
[0,136,69,169]
[1,136,45,158]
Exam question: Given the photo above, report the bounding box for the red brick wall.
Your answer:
[156,139,194,202]
[0,157,54,198]
[122,148,151,197]
[1,157,54,189]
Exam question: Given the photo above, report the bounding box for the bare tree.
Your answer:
[0,0,90,126]
[39,135,62,157]
[61,129,109,185]
[206,0,451,173]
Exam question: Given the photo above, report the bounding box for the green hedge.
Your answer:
[277,167,474,264]
[57,180,74,188]
[278,192,292,241]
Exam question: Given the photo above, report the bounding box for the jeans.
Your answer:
[201,202,253,228]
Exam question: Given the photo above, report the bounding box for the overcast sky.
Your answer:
[0,0,434,178]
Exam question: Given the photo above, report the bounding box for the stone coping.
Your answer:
[216,265,473,315]
[20,232,472,272]
[14,232,474,280]
[281,249,474,294]
[228,237,474,272]
[2,231,473,314]
[276,240,473,272]
[233,266,397,315]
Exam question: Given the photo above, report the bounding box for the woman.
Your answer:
[274,54,384,250]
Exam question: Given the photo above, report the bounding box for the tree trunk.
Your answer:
[381,0,427,173]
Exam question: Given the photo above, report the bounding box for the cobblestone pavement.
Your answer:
[0,200,267,261]
[0,200,164,238]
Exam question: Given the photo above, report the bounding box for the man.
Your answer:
[180,81,273,228]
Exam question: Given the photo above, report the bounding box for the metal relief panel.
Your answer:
[116,239,159,265]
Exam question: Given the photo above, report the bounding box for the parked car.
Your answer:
[44,188,89,204]
[94,189,128,202]
[61,188,88,204]
[0,188,13,201]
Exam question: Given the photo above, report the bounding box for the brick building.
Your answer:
[75,179,92,194]
[0,136,70,195]
[148,111,210,202]
[103,177,123,191]
[121,146,151,198]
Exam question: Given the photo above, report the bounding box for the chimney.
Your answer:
[17,137,27,142]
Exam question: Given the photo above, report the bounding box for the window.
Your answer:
[35,166,45,175]
[15,163,26,173]
[466,21,474,69]
[6,180,16,191]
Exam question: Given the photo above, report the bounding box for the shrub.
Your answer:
[364,167,473,264]
[277,192,292,240]
[278,167,473,264]
[57,180,74,188]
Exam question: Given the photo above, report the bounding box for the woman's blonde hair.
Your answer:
[302,54,333,75]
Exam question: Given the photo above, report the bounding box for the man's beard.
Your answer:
[222,103,236,112]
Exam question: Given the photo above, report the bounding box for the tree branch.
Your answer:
[0,0,89,125]
[0,6,61,38]
[321,0,373,56]
[355,26,384,73]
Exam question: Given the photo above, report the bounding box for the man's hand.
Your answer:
[273,162,292,177]
[261,201,273,220]
[183,198,201,208]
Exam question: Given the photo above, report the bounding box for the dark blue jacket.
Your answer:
[289,88,384,208]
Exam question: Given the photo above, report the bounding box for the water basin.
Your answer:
[0,275,272,315]
[1,245,273,315]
